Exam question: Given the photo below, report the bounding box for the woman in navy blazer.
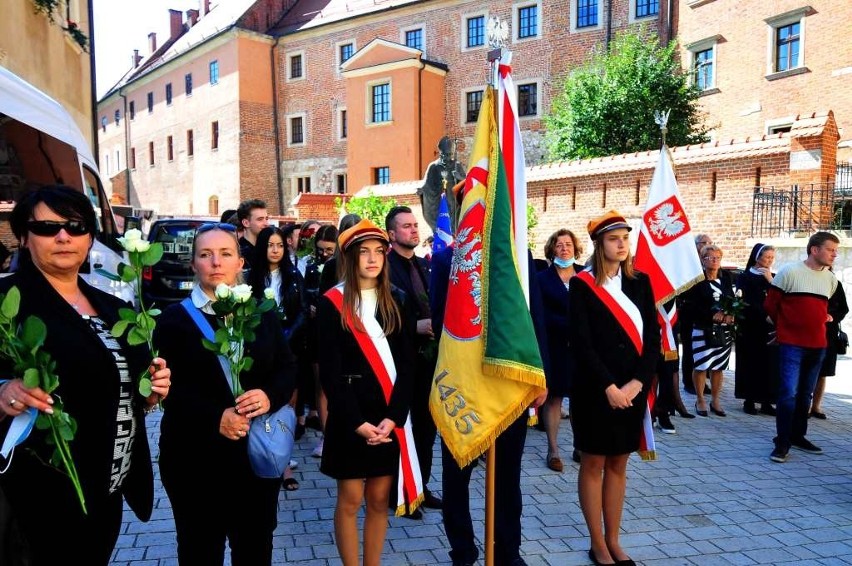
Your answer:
[536,229,584,473]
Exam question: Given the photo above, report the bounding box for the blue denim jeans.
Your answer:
[775,344,825,449]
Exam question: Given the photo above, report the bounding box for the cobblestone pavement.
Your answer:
[113,358,852,565]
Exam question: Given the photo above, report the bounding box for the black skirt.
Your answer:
[570,386,648,456]
[320,412,401,479]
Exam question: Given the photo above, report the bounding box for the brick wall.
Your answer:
[238,100,280,213]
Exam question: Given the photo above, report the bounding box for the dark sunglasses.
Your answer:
[197,222,237,234]
[27,220,90,237]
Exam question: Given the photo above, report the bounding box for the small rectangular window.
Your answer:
[577,0,598,28]
[291,116,304,144]
[147,92,154,113]
[372,84,390,123]
[465,90,483,123]
[167,136,174,161]
[290,54,303,79]
[297,176,311,193]
[775,22,800,72]
[165,83,173,106]
[375,166,390,185]
[130,147,136,170]
[101,116,107,132]
[210,60,219,85]
[336,174,347,194]
[104,154,109,175]
[635,0,658,18]
[405,29,423,51]
[185,73,193,96]
[518,83,538,117]
[211,121,219,150]
[518,5,538,38]
[339,43,353,64]
[114,110,120,125]
[129,101,135,120]
[148,141,155,166]
[187,130,194,157]
[467,16,485,48]
[340,110,348,139]
[694,48,714,90]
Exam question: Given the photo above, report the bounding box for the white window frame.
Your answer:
[287,50,306,82]
[513,0,542,43]
[516,78,543,119]
[629,0,660,23]
[686,36,720,91]
[366,78,393,126]
[334,170,348,194]
[286,112,307,147]
[336,40,356,73]
[765,8,810,77]
[400,24,426,54]
[766,117,794,135]
[570,0,603,32]
[461,86,486,125]
[292,174,313,194]
[461,10,489,52]
[336,107,348,141]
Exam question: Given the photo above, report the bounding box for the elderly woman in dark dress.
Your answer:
[536,228,584,472]
[569,211,659,566]
[318,219,420,566]
[0,186,171,565]
[735,243,778,416]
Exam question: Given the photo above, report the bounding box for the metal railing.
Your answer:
[751,183,836,238]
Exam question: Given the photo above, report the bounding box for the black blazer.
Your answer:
[568,271,660,394]
[683,270,735,329]
[537,264,583,388]
[0,262,154,521]
[387,249,431,317]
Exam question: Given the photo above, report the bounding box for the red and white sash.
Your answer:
[325,285,424,515]
[577,270,656,460]
[577,270,644,355]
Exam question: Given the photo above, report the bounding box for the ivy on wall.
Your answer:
[32,0,89,52]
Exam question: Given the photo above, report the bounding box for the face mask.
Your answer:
[553,257,575,269]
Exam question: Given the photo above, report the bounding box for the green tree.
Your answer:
[545,27,710,161]
[335,191,399,227]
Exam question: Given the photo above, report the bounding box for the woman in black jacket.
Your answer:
[154,224,295,565]
[0,186,170,565]
[568,211,659,566]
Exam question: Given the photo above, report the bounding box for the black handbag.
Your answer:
[705,324,728,348]
[838,329,849,356]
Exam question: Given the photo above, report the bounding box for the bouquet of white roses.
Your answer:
[202,284,276,398]
[96,229,164,399]
[712,288,748,333]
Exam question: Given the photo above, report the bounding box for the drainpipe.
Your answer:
[418,60,424,180]
[270,39,284,215]
[87,0,99,164]
[667,0,674,44]
[605,0,613,50]
[120,89,132,206]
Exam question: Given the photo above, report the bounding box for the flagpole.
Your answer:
[483,17,507,566]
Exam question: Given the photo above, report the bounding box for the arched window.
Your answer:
[208,195,219,216]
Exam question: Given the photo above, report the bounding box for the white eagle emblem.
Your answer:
[487,17,509,48]
[449,226,483,326]
[648,203,685,239]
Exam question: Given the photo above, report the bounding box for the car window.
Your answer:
[152,222,202,258]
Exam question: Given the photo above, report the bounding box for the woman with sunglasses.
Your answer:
[154,223,295,565]
[0,185,171,564]
[318,219,422,566]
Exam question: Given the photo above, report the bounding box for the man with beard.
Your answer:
[385,206,442,518]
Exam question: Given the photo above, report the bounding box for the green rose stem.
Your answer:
[0,287,86,514]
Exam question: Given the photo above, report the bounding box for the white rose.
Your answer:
[232,284,253,303]
[317,264,325,274]
[264,288,275,300]
[215,283,232,300]
[123,229,143,242]
[736,289,743,298]
[713,292,721,301]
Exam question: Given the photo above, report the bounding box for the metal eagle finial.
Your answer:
[654,109,671,147]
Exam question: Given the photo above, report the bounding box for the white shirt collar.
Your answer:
[190,285,217,315]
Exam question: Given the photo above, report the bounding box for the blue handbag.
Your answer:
[180,299,295,478]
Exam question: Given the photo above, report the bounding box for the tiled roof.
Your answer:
[271,0,421,35]
[353,181,421,198]
[788,110,833,137]
[101,0,257,100]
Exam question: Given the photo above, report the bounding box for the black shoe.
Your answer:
[401,508,423,520]
[305,414,322,430]
[743,401,758,415]
[810,410,827,419]
[770,446,789,463]
[694,402,708,417]
[588,549,614,566]
[572,449,581,463]
[709,404,726,417]
[422,491,443,509]
[294,423,306,441]
[616,559,636,566]
[759,404,777,416]
[791,438,823,454]
[655,413,676,434]
[675,405,695,419]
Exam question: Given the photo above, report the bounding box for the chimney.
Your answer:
[148,32,157,54]
[132,49,142,68]
[186,9,199,28]
[169,9,183,40]
[202,0,211,16]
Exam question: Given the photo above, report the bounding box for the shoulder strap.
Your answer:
[179,298,235,394]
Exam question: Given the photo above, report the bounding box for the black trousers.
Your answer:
[680,318,694,388]
[160,448,282,566]
[412,356,438,488]
[442,413,527,565]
